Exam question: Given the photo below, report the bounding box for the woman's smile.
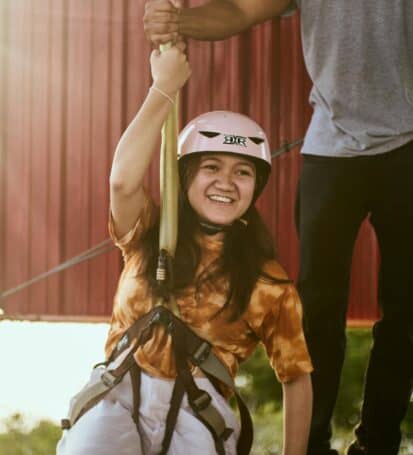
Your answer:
[187,153,256,226]
[207,194,235,204]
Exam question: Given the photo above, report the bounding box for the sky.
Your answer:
[0,321,110,429]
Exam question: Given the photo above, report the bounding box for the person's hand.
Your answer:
[150,42,191,96]
[144,0,182,46]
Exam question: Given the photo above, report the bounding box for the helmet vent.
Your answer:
[248,137,265,145]
[199,131,220,138]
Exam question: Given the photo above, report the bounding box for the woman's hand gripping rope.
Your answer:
[150,40,191,104]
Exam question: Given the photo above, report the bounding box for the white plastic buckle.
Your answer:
[101,370,120,388]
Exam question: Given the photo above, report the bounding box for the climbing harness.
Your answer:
[61,305,253,454]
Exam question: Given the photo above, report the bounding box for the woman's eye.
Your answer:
[202,164,218,171]
[237,169,253,177]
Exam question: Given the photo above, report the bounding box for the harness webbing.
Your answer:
[130,362,142,432]
[160,378,185,454]
[170,322,231,455]
[61,306,253,454]
[114,306,252,448]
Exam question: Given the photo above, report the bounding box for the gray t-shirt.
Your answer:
[295,0,413,157]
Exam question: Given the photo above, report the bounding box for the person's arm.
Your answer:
[144,0,292,44]
[282,373,312,455]
[109,44,191,238]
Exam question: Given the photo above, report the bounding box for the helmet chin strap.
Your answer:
[199,220,228,235]
[198,218,248,236]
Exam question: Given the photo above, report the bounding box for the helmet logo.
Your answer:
[223,135,247,147]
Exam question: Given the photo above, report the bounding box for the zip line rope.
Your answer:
[0,239,114,301]
[156,42,180,283]
[0,138,303,303]
[155,42,180,315]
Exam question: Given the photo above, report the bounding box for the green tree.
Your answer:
[1,329,411,454]
[0,413,61,455]
[237,329,413,453]
[237,344,282,411]
[334,329,372,429]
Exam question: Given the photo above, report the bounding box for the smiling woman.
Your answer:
[57,45,313,455]
[187,154,256,230]
[177,110,272,204]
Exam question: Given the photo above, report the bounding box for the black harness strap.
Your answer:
[171,323,231,455]
[234,392,253,454]
[125,306,252,454]
[159,377,185,454]
[160,309,253,454]
[201,371,253,455]
[62,349,138,429]
[130,362,142,432]
[62,306,253,454]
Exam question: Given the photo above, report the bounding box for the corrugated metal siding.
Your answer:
[0,1,380,323]
[1,0,123,319]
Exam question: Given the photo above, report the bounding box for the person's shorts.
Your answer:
[57,367,239,454]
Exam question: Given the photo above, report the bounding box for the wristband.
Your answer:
[150,86,175,105]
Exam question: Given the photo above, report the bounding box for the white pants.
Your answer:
[57,369,239,455]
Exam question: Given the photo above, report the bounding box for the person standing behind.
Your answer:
[143,1,413,454]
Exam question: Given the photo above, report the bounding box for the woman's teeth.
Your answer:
[208,195,233,203]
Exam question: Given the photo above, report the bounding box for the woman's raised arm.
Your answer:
[109,44,191,238]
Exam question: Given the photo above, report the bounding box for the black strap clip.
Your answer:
[150,307,173,332]
[61,418,71,430]
[190,390,212,412]
[191,341,211,366]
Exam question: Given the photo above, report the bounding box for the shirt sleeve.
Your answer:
[255,284,313,383]
[108,187,157,257]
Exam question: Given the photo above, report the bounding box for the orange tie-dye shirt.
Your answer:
[105,191,313,385]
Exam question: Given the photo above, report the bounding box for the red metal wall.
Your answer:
[0,1,380,323]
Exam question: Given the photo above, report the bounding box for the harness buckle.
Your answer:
[221,427,234,441]
[191,390,212,412]
[61,419,71,430]
[150,308,173,332]
[192,341,211,365]
[101,370,121,388]
[117,333,129,351]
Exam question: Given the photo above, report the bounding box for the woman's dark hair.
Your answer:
[139,154,288,320]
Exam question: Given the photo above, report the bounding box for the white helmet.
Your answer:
[178,111,271,197]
